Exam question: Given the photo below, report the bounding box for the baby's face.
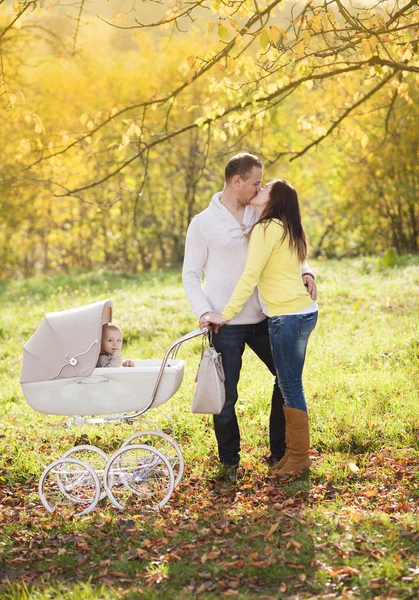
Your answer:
[101,328,122,355]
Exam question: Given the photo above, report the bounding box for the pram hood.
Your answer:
[20,299,112,384]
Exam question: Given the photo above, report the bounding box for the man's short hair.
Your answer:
[225,153,263,182]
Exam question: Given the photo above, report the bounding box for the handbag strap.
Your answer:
[200,329,213,357]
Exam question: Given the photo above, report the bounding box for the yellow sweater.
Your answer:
[222,219,314,320]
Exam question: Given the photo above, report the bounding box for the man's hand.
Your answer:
[302,274,317,301]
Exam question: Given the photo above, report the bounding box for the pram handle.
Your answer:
[169,327,209,358]
[125,327,209,420]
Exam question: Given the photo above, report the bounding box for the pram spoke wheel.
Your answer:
[104,444,175,511]
[39,458,101,517]
[62,445,110,502]
[121,431,184,488]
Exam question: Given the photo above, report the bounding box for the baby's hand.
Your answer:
[122,359,135,368]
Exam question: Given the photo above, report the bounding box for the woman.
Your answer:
[204,180,318,478]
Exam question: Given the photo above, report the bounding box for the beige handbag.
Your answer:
[192,332,226,414]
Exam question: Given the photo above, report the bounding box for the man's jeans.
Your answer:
[212,319,286,465]
[268,312,318,413]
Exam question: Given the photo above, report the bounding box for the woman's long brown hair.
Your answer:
[257,180,308,262]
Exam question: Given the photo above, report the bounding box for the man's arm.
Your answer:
[301,259,315,279]
[182,217,213,320]
[301,260,317,301]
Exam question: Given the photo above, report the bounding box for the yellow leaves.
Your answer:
[400,43,413,62]
[267,26,287,45]
[21,113,45,135]
[194,116,207,128]
[7,93,17,108]
[228,18,242,32]
[16,138,31,157]
[369,36,378,52]
[303,29,311,47]
[316,125,327,137]
[361,134,369,148]
[361,37,378,58]
[187,55,196,70]
[218,22,228,41]
[362,38,372,58]
[235,33,243,48]
[294,40,305,59]
[260,29,270,50]
[268,27,278,44]
[208,20,215,35]
[310,13,323,33]
[126,122,141,137]
[226,57,236,73]
[260,25,288,49]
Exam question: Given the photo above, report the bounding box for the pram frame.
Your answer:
[31,326,209,515]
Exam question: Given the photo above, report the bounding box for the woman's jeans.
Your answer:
[212,319,286,465]
[268,312,318,414]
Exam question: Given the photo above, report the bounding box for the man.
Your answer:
[182,153,316,478]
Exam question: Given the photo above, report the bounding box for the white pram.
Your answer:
[20,299,206,516]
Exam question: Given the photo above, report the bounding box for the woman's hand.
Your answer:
[199,311,229,333]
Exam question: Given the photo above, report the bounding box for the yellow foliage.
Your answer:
[294,41,305,59]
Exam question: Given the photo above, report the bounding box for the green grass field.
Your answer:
[1,256,418,599]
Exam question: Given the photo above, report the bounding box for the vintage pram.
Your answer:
[20,299,207,516]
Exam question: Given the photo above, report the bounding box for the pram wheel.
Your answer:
[39,457,101,517]
[104,444,175,511]
[62,445,110,501]
[121,431,184,488]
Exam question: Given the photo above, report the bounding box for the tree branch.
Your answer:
[289,71,396,161]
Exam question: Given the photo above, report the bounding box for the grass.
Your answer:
[0,256,418,599]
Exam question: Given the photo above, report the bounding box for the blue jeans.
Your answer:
[212,319,286,465]
[268,312,318,413]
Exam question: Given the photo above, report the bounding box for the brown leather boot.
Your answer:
[276,406,311,478]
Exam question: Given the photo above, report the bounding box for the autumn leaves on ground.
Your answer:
[1,257,419,599]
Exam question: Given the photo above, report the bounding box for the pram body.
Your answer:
[23,360,184,416]
[20,299,206,515]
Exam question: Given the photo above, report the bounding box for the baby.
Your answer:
[97,323,134,368]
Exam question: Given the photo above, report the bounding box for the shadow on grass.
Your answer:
[2,452,419,599]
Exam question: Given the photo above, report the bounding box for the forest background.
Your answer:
[0,0,418,278]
